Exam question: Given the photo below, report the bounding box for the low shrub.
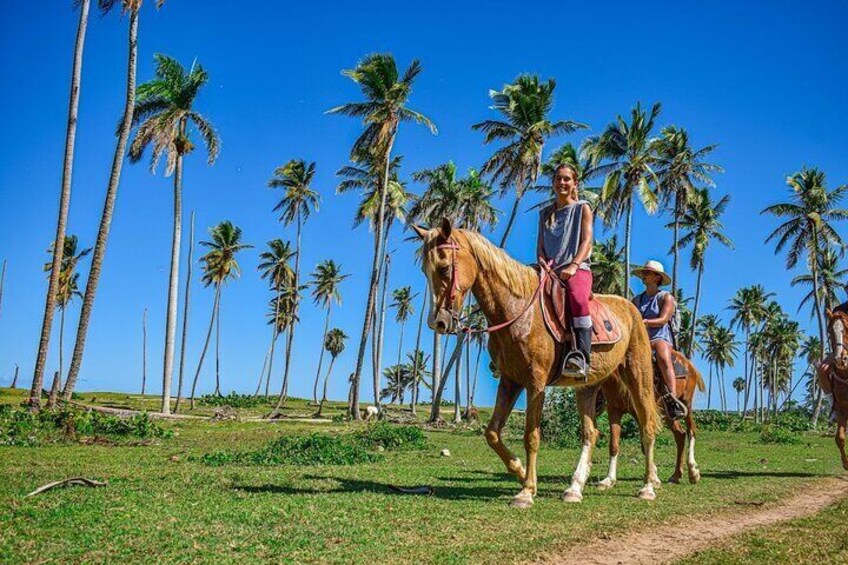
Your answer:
[199,392,264,409]
[356,422,426,450]
[759,425,801,444]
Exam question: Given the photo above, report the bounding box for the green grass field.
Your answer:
[2,387,846,564]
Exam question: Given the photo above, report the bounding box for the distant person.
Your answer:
[537,163,593,378]
[818,284,848,394]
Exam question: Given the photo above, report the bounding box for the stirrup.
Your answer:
[662,393,688,419]
[561,350,589,380]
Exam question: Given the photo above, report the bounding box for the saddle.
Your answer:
[540,273,622,346]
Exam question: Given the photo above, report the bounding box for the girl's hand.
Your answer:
[559,263,579,281]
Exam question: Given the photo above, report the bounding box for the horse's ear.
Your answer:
[439,217,453,239]
[411,224,429,240]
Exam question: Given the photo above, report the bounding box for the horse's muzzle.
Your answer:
[430,308,454,334]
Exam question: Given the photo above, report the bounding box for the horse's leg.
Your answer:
[622,347,660,501]
[485,378,526,483]
[686,407,701,483]
[836,410,848,471]
[667,418,685,484]
[563,385,600,502]
[511,385,545,508]
[598,406,621,490]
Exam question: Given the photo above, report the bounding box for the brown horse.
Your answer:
[597,351,705,490]
[414,221,660,507]
[820,309,848,470]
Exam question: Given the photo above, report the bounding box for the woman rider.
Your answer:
[632,260,687,420]
[818,283,848,395]
[537,163,594,378]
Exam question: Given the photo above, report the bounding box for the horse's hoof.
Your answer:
[562,489,583,503]
[510,494,534,509]
[689,469,701,484]
[651,477,662,488]
[596,478,616,491]
[638,486,656,501]
[667,475,681,485]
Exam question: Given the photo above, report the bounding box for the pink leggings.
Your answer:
[564,268,593,328]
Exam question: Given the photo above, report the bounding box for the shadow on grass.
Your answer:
[700,470,819,479]
[232,476,515,501]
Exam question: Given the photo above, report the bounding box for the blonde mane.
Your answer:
[456,229,537,297]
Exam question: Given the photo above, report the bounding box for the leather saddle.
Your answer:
[539,273,622,346]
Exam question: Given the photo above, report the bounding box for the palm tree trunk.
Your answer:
[810,228,827,427]
[687,263,704,358]
[470,341,483,409]
[498,195,523,248]
[141,308,147,395]
[160,150,184,415]
[707,364,713,410]
[374,249,391,408]
[0,259,6,320]
[11,365,19,389]
[317,356,336,418]
[276,214,303,414]
[312,306,331,405]
[253,339,272,397]
[410,292,426,413]
[431,334,464,422]
[189,285,219,409]
[214,289,222,396]
[623,198,633,299]
[174,210,194,412]
[428,331,442,422]
[672,194,681,296]
[396,322,405,405]
[264,286,282,398]
[59,307,66,389]
[30,0,90,409]
[454,338,463,424]
[348,127,396,419]
[740,328,751,419]
[62,6,137,402]
[48,371,61,409]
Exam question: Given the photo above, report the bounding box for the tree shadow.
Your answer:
[700,470,819,479]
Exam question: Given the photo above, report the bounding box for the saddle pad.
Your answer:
[540,275,622,345]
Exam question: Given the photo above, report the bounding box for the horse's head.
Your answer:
[826,309,848,370]
[413,218,479,334]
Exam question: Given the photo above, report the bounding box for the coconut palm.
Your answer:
[732,377,746,414]
[792,246,848,315]
[671,188,734,357]
[654,126,723,294]
[728,284,774,418]
[30,0,92,409]
[268,158,320,413]
[62,0,165,405]
[389,286,415,403]
[187,222,251,406]
[704,325,738,412]
[268,279,308,416]
[328,53,436,419]
[591,235,626,295]
[473,75,587,247]
[697,313,720,407]
[125,53,220,414]
[309,260,349,404]
[316,328,348,418]
[173,211,194,412]
[256,239,296,398]
[581,102,662,298]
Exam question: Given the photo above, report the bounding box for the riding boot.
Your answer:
[561,327,592,379]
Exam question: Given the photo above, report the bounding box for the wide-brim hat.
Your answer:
[632,260,672,287]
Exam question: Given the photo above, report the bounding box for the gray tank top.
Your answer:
[634,291,673,343]
[538,200,591,270]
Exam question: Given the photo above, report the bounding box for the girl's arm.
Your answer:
[644,294,676,328]
[536,213,546,262]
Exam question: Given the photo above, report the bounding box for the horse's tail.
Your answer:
[694,367,706,392]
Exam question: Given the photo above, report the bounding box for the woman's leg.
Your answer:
[652,339,676,397]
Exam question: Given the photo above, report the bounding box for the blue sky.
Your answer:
[1,1,846,409]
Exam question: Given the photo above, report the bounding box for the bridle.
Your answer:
[433,237,553,335]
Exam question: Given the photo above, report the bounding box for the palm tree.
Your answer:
[125,53,220,414]
[473,75,587,247]
[309,260,349,404]
[581,102,662,298]
[174,211,194,412]
[30,0,92,409]
[732,377,746,414]
[654,126,723,294]
[268,158,320,408]
[188,222,251,405]
[792,247,848,315]
[697,314,720,407]
[705,326,738,412]
[316,328,348,418]
[257,239,296,398]
[728,285,774,418]
[672,188,734,357]
[389,286,415,403]
[268,279,308,416]
[62,0,165,405]
[328,53,436,419]
[591,235,626,295]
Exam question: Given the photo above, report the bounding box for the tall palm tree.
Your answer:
[697,314,720,407]
[473,75,587,247]
[705,325,738,412]
[672,188,734,357]
[591,235,626,295]
[732,377,746,414]
[728,284,774,418]
[582,102,662,298]
[188,222,251,405]
[316,328,348,418]
[125,53,220,414]
[762,167,847,356]
[174,211,194,412]
[654,126,723,294]
[44,235,90,407]
[257,239,296,398]
[268,279,308,416]
[792,246,848,315]
[30,0,92,410]
[309,260,349,404]
[268,159,320,412]
[62,0,165,405]
[389,286,415,403]
[328,53,436,419]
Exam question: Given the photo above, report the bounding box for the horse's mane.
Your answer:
[457,229,537,297]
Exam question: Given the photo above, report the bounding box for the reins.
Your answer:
[435,237,554,335]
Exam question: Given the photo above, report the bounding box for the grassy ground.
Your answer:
[1,386,846,564]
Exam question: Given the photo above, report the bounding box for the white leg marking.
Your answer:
[564,442,592,502]
[598,454,618,490]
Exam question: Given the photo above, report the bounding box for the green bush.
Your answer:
[760,425,801,444]
[199,392,264,408]
[356,422,426,450]
[201,433,382,467]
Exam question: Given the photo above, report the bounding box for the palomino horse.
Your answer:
[820,309,848,470]
[413,220,660,507]
[597,351,705,491]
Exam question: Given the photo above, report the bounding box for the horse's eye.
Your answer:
[438,266,451,276]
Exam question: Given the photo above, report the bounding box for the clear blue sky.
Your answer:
[1,1,847,410]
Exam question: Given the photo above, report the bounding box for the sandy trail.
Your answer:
[533,477,848,565]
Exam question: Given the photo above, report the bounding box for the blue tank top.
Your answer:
[634,291,673,343]
[538,200,591,271]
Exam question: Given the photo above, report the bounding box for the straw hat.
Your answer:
[632,260,672,287]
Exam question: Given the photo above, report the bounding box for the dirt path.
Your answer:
[534,477,848,565]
